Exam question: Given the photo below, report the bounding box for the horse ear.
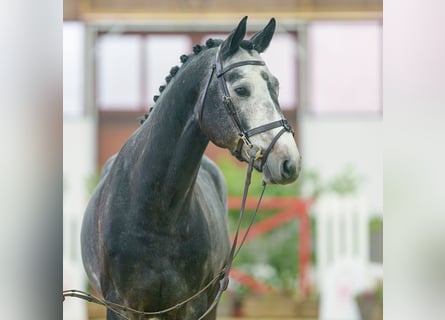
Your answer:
[220,16,248,59]
[250,18,276,53]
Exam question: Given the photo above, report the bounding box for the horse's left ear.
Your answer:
[250,18,276,53]
[220,16,248,59]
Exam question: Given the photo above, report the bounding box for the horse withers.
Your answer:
[81,16,301,320]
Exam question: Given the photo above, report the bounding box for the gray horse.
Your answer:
[81,16,301,319]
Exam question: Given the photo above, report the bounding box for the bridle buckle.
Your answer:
[239,133,253,149]
[223,96,236,115]
[248,145,263,161]
[283,120,294,134]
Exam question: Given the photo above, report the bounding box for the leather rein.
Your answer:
[63,47,294,320]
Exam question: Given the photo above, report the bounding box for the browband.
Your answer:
[217,60,265,77]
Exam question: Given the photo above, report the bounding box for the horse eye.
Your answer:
[234,87,250,97]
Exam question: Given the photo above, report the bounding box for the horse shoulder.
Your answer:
[81,153,120,295]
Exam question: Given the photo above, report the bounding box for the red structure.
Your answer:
[227,197,312,297]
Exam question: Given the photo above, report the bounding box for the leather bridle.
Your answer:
[196,46,294,171]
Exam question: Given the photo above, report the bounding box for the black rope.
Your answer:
[196,146,267,319]
[63,150,267,319]
[234,181,267,259]
[63,267,223,317]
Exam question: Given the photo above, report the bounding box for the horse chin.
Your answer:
[262,173,290,185]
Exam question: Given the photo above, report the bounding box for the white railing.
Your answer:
[315,193,377,320]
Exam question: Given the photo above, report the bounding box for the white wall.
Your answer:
[300,115,382,215]
[63,117,96,320]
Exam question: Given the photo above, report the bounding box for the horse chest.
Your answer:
[105,207,213,271]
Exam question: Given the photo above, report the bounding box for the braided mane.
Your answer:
[140,38,255,125]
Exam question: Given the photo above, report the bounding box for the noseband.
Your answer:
[196,47,294,170]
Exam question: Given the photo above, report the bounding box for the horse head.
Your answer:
[198,16,302,184]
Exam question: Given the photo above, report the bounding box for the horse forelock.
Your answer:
[139,37,258,125]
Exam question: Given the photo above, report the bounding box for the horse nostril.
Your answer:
[281,159,297,179]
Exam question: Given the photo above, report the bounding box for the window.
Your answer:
[96,33,190,111]
[96,34,141,110]
[63,22,84,117]
[262,33,298,110]
[145,35,191,103]
[308,21,382,115]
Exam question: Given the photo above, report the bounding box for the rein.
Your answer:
[196,147,266,320]
[63,153,266,319]
[64,46,293,319]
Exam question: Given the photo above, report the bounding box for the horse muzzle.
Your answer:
[260,134,301,185]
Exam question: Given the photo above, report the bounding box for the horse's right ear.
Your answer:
[249,18,276,53]
[220,16,248,59]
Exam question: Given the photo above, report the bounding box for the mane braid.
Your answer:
[140,37,237,125]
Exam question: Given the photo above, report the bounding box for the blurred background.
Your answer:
[63,1,382,319]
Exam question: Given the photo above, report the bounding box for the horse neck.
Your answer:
[127,53,213,215]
